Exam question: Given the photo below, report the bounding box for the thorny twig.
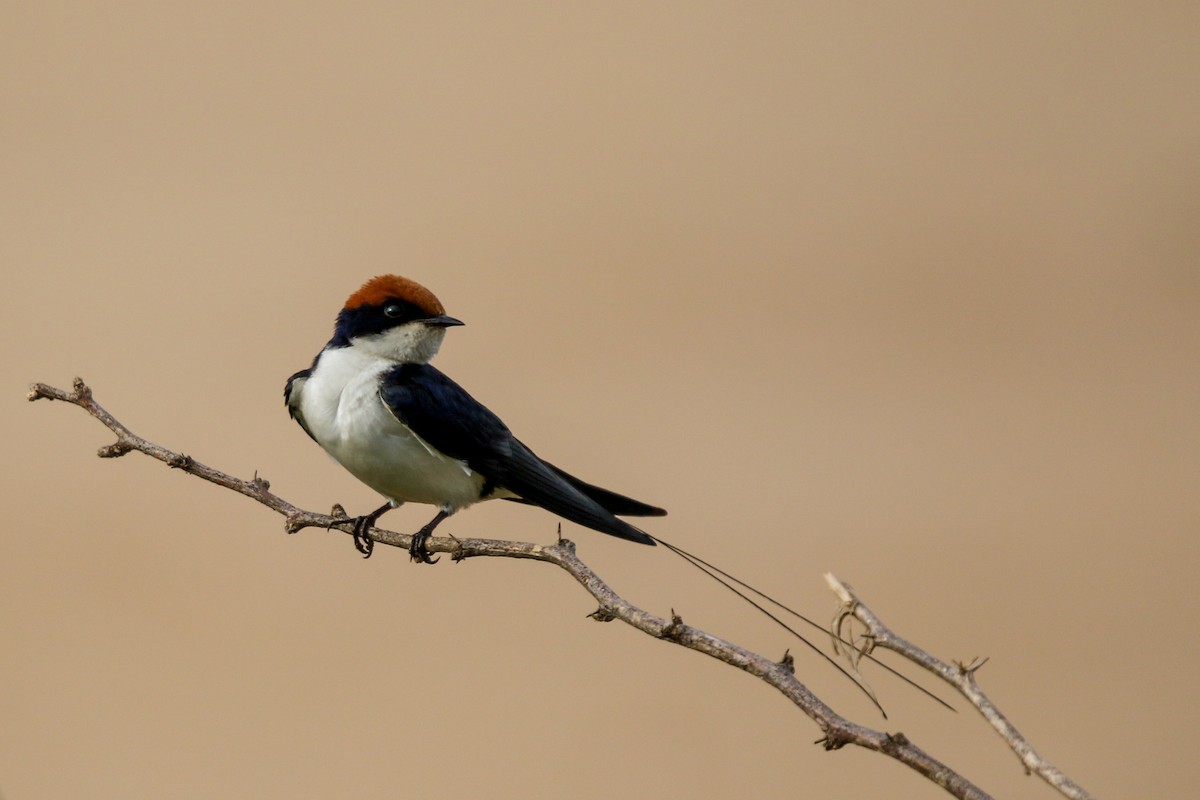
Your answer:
[29,377,1092,800]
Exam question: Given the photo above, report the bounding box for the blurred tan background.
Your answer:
[4,3,1197,798]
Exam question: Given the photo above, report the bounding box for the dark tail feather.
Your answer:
[501,494,656,544]
[488,445,657,546]
[541,462,667,517]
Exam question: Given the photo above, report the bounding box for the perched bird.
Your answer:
[285,275,665,561]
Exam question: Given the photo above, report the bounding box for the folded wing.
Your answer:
[378,363,661,545]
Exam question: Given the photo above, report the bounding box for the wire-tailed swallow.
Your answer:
[285,275,664,561]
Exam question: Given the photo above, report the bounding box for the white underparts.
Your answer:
[291,333,489,512]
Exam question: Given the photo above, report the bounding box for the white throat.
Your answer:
[353,322,447,364]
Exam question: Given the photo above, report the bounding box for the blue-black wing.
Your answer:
[378,363,659,545]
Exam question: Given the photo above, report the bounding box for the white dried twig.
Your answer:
[826,573,1095,800]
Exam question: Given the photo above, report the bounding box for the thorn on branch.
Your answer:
[250,472,271,493]
[660,610,685,641]
[882,732,911,754]
[448,537,472,563]
[956,656,989,676]
[816,732,850,751]
[588,606,617,622]
[778,649,795,674]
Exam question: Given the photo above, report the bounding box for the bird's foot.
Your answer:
[352,516,375,559]
[408,526,439,565]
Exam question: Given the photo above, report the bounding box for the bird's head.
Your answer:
[332,275,463,363]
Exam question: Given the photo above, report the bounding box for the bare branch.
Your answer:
[34,376,1082,800]
[826,574,1095,800]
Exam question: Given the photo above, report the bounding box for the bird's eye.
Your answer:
[383,303,404,319]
